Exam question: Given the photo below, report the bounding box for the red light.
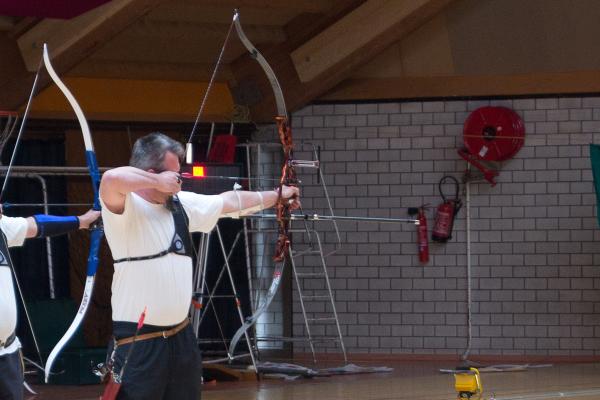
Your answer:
[192,165,205,178]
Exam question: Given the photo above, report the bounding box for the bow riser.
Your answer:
[229,10,323,357]
[85,150,101,211]
[228,10,292,356]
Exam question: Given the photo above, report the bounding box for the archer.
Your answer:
[98,132,299,399]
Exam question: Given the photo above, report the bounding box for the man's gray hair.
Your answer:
[129,132,185,171]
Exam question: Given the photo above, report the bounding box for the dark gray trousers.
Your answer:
[0,349,23,400]
[110,322,201,400]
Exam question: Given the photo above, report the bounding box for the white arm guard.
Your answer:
[222,189,265,219]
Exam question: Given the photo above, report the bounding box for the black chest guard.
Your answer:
[0,233,17,347]
[0,233,10,268]
[113,195,193,264]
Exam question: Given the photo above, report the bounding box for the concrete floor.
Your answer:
[25,360,600,400]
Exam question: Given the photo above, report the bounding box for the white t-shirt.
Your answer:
[101,191,223,326]
[0,216,28,356]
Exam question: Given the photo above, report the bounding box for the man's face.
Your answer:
[161,151,181,173]
[158,151,181,210]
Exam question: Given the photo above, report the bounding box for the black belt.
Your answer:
[0,332,16,349]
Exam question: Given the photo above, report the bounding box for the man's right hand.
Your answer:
[78,209,102,229]
[156,171,182,195]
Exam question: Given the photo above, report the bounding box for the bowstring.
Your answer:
[0,56,45,369]
[187,17,236,145]
[184,16,238,352]
[0,57,43,202]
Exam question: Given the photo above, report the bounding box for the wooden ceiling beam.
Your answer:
[0,16,15,31]
[291,0,455,83]
[17,0,164,71]
[103,19,286,47]
[173,0,336,13]
[7,17,40,39]
[0,34,28,99]
[228,1,364,123]
[229,0,455,123]
[0,0,163,110]
[322,71,600,101]
[69,59,234,82]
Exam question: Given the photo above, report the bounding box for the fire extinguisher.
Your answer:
[408,206,429,264]
[432,176,462,243]
[417,206,429,264]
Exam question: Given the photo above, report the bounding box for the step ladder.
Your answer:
[287,231,347,364]
[190,226,258,370]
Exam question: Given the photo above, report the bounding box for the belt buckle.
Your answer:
[162,330,168,339]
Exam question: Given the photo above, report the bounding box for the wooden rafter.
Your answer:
[173,0,336,13]
[228,0,364,123]
[291,0,455,83]
[322,71,600,101]
[0,0,163,111]
[17,0,163,72]
[0,16,15,31]
[69,59,235,82]
[228,0,455,123]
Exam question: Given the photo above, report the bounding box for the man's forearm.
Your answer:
[26,215,80,238]
[220,190,279,215]
[102,167,162,195]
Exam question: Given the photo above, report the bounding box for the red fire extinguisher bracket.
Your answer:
[417,207,429,264]
[457,149,499,186]
[408,206,429,265]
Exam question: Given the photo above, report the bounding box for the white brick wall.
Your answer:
[279,97,600,357]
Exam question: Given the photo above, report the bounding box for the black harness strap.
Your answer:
[114,196,193,264]
[0,232,10,267]
[0,331,16,349]
[113,249,170,264]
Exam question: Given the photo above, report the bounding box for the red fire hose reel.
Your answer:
[458,106,525,185]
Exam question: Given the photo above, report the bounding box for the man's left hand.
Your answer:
[280,185,301,211]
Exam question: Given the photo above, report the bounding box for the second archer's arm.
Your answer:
[25,209,101,239]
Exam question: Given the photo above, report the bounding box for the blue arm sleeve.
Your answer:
[32,215,80,238]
